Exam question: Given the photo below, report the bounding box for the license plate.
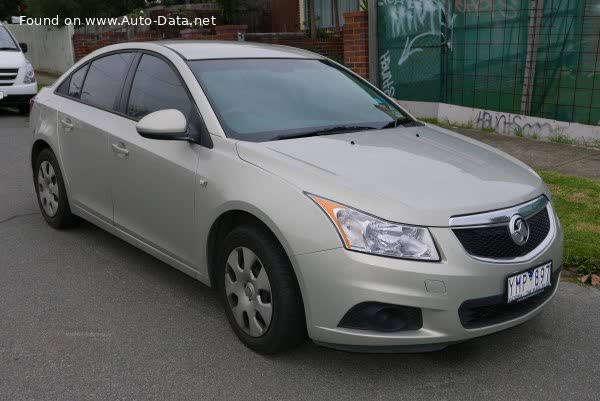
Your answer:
[507,262,552,303]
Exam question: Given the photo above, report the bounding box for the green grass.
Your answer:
[513,126,525,137]
[37,83,46,92]
[419,118,439,125]
[548,132,578,146]
[539,171,600,276]
[421,117,478,130]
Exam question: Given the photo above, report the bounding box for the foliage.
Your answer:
[0,0,19,22]
[539,171,600,277]
[218,0,239,24]
[302,16,333,40]
[23,0,147,20]
[359,0,368,12]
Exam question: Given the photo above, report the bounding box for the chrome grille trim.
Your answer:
[448,196,548,227]
[449,197,557,264]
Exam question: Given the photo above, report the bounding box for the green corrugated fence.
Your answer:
[376,0,600,125]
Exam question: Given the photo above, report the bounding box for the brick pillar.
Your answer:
[343,11,369,79]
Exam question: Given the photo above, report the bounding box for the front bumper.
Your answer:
[0,82,37,106]
[294,212,563,350]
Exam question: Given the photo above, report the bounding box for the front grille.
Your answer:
[0,83,13,86]
[452,207,551,259]
[458,267,560,329]
[0,68,18,82]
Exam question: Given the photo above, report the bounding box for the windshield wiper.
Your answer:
[272,125,378,141]
[380,116,417,129]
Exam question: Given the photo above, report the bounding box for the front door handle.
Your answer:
[61,119,73,132]
[111,143,129,157]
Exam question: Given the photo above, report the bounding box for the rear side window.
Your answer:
[60,65,88,98]
[126,54,192,120]
[80,53,133,110]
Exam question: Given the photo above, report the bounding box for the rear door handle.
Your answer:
[61,119,73,132]
[111,143,129,157]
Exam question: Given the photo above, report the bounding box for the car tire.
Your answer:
[18,104,29,115]
[34,148,81,229]
[217,224,306,354]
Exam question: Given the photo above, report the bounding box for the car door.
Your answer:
[109,53,201,267]
[56,52,135,222]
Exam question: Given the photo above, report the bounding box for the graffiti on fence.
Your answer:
[379,50,396,97]
[378,0,455,66]
[454,0,518,19]
[474,110,569,136]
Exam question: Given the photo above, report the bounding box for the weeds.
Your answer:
[513,126,525,137]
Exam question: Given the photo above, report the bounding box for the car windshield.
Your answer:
[188,59,408,142]
[0,26,18,51]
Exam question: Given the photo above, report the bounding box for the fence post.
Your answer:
[520,0,544,115]
[368,0,378,86]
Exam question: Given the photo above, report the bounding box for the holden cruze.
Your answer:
[29,41,563,354]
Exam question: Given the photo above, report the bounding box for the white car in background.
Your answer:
[29,41,563,354]
[0,21,37,114]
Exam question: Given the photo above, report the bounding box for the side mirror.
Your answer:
[136,109,188,140]
[19,43,28,53]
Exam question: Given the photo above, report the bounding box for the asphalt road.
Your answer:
[1,108,599,401]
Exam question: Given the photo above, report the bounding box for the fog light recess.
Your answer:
[338,302,423,332]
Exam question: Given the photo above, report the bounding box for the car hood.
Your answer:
[236,125,548,227]
[0,50,26,68]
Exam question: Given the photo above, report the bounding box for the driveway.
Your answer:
[1,109,599,401]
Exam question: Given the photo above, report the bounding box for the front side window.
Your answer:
[0,26,18,51]
[127,55,192,120]
[80,53,133,110]
[189,59,407,142]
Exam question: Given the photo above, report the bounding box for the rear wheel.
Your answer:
[34,148,81,229]
[217,224,306,354]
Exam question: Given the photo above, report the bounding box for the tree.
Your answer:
[0,0,19,22]
[24,0,147,20]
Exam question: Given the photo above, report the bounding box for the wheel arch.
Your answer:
[31,139,53,171]
[205,205,311,328]
[206,206,298,289]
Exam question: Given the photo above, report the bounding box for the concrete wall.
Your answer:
[398,100,600,142]
[6,24,74,75]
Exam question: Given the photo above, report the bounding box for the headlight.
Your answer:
[307,194,440,261]
[24,63,36,84]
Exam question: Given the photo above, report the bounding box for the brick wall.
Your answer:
[73,31,164,61]
[73,28,345,65]
[342,11,369,79]
[71,11,371,79]
[72,26,248,61]
[245,32,343,63]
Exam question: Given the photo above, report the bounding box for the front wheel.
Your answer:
[217,224,306,354]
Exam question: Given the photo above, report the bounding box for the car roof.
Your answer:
[156,41,324,60]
